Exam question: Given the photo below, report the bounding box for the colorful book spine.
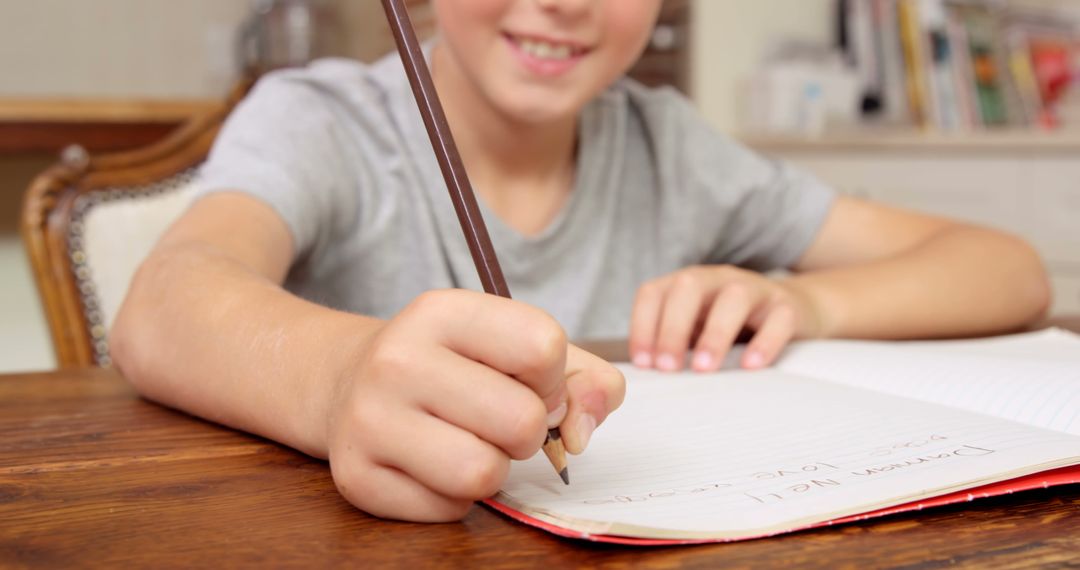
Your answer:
[876,0,913,124]
[920,0,963,130]
[947,9,981,129]
[898,0,932,127]
[952,4,1010,126]
[1006,26,1044,126]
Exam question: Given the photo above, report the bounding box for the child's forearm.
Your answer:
[111,243,373,459]
[785,225,1051,340]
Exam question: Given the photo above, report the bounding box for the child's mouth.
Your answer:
[503,32,591,76]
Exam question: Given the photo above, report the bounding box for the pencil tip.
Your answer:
[559,468,570,485]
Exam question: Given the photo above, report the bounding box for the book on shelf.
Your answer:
[843,0,1080,132]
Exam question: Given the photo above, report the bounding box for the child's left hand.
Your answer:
[629,265,823,373]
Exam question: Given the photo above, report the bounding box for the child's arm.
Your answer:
[111,192,625,522]
[629,195,1051,372]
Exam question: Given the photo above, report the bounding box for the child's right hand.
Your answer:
[324,289,625,522]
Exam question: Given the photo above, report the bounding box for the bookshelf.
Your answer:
[742,0,1080,315]
[742,0,1079,138]
[841,0,1080,133]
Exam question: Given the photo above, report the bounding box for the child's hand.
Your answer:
[629,266,823,373]
[325,290,625,523]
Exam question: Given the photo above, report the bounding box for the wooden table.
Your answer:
[3,330,1080,568]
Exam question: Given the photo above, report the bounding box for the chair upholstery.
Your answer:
[21,101,235,368]
[69,173,202,365]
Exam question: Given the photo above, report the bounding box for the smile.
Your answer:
[503,32,591,76]
[507,33,588,60]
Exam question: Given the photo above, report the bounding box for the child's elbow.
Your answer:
[109,305,144,389]
[1026,269,1053,325]
[1003,233,1052,324]
[109,255,166,395]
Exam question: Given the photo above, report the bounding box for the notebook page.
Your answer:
[498,367,1080,539]
[900,328,1080,363]
[777,342,1080,435]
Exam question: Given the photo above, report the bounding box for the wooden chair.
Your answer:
[20,89,247,368]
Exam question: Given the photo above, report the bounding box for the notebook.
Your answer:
[485,329,1080,544]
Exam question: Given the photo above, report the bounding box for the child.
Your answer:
[111,0,1050,523]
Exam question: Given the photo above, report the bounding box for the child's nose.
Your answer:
[534,0,593,17]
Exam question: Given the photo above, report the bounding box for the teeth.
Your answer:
[518,38,574,60]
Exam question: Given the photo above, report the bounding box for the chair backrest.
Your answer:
[21,101,237,368]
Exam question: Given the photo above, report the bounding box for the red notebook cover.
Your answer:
[484,465,1080,545]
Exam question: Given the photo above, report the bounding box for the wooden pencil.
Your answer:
[380,0,570,486]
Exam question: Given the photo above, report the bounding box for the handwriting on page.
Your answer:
[746,444,995,504]
[578,437,997,507]
[500,368,1080,535]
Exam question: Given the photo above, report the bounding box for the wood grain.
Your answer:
[0,99,220,154]
[1,361,1078,568]
[0,99,217,123]
[0,123,181,154]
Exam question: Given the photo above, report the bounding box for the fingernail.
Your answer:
[632,352,652,368]
[546,401,568,428]
[656,354,678,371]
[576,413,597,450]
[692,351,715,371]
[744,350,765,369]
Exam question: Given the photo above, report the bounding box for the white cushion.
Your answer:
[81,180,200,334]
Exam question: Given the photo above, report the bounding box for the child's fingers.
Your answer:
[691,283,758,372]
[330,453,473,523]
[370,409,510,501]
[561,345,626,454]
[742,305,796,369]
[414,348,549,460]
[411,290,569,413]
[628,278,667,368]
[653,273,707,371]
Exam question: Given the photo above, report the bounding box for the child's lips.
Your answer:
[503,32,592,77]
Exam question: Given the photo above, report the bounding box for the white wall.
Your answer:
[0,0,840,116]
[0,0,408,100]
[690,0,836,134]
[0,0,250,99]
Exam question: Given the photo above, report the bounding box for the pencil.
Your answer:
[380,0,570,486]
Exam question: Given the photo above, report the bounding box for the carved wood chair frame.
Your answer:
[20,87,249,368]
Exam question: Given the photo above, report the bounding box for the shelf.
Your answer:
[740,128,1080,155]
[0,98,220,155]
[0,98,219,124]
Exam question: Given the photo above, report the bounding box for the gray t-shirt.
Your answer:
[198,52,835,339]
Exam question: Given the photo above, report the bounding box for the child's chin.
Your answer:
[497,95,582,126]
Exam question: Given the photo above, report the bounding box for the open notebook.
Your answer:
[486,329,1080,544]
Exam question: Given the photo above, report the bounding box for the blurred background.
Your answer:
[2,0,1078,372]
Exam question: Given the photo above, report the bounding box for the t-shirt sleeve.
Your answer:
[640,86,837,272]
[196,69,359,261]
[701,149,837,271]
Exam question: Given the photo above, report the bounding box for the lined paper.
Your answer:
[778,339,1080,435]
[901,328,1080,363]
[498,366,1080,539]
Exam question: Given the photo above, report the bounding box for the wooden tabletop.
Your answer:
[3,337,1080,568]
